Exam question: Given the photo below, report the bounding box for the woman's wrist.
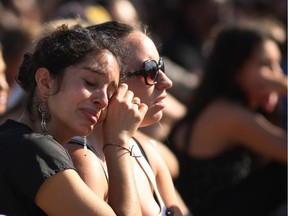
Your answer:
[103,142,141,158]
[103,143,131,154]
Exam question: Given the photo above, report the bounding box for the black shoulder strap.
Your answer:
[132,137,150,166]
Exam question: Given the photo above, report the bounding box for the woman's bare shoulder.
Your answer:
[202,99,254,124]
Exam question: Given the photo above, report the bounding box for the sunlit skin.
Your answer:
[119,31,184,216]
[123,31,173,127]
[0,50,9,115]
[41,50,120,144]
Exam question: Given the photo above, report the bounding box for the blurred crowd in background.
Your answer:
[0,0,286,119]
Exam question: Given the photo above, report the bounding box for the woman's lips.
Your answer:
[154,96,167,108]
[82,108,100,124]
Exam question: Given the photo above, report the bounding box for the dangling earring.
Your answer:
[83,136,87,156]
[38,100,49,133]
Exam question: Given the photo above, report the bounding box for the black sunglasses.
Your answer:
[126,57,165,85]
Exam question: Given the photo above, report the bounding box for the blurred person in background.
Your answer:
[0,0,42,123]
[0,26,36,123]
[106,0,140,26]
[167,25,287,216]
[159,0,231,78]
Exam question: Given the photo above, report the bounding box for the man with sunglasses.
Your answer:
[66,21,189,216]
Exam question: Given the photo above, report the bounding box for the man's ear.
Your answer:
[35,68,53,96]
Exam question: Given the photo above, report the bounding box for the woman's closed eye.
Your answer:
[84,79,98,88]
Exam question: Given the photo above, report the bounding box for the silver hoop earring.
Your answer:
[38,101,49,133]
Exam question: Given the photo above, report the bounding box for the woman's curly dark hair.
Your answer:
[16,23,111,118]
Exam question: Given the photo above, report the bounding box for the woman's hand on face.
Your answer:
[102,83,148,145]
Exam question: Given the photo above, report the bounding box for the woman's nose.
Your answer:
[91,90,109,109]
[156,71,173,90]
